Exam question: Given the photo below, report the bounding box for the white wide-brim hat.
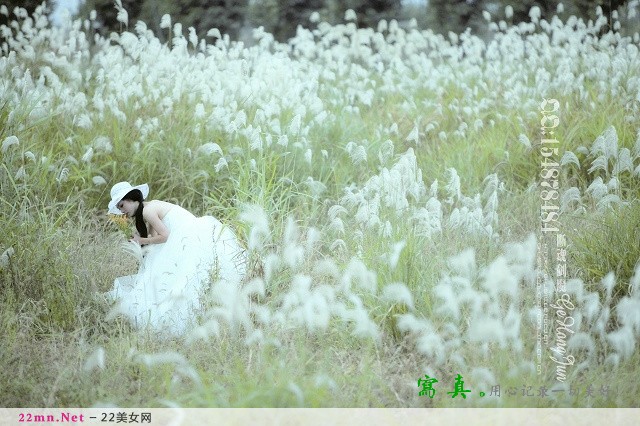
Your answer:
[108,181,149,214]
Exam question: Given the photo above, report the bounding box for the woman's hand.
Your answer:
[130,232,142,245]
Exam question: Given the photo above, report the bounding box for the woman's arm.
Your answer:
[132,206,170,245]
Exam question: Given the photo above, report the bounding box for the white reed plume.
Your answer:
[56,167,69,183]
[613,148,633,175]
[345,141,367,165]
[605,353,620,368]
[412,197,443,238]
[444,168,461,204]
[132,351,202,386]
[0,247,15,270]
[333,294,379,339]
[81,147,93,163]
[135,351,187,367]
[214,157,228,172]
[188,27,198,49]
[606,326,636,360]
[198,142,223,156]
[560,187,582,213]
[505,5,514,19]
[289,114,301,135]
[447,248,476,281]
[480,256,519,299]
[385,240,406,271]
[468,317,507,346]
[433,278,462,321]
[567,332,596,355]
[160,14,171,29]
[207,278,254,333]
[13,167,25,181]
[114,0,128,27]
[560,151,580,168]
[601,272,615,302]
[396,314,446,364]
[529,6,541,23]
[406,123,420,145]
[281,274,334,332]
[304,176,326,197]
[341,258,377,294]
[120,241,143,264]
[381,282,414,310]
[616,296,640,334]
[1,135,18,153]
[283,216,304,269]
[585,177,608,202]
[240,204,270,250]
[587,155,609,175]
[580,291,600,325]
[83,347,106,372]
[92,136,113,153]
[377,139,394,165]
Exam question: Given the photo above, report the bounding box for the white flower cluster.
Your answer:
[332,148,503,250]
[0,2,638,217]
[563,267,640,369]
[560,126,640,212]
[397,234,536,372]
[2,4,640,178]
[184,205,416,347]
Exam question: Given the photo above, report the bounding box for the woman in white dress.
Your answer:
[107,181,246,335]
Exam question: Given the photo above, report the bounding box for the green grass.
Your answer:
[565,201,640,305]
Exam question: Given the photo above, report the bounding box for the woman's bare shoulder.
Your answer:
[144,200,177,219]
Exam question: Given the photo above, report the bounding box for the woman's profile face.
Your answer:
[117,199,138,217]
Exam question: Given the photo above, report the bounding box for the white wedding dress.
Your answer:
[109,205,246,335]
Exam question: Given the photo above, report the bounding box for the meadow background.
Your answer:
[1,1,640,408]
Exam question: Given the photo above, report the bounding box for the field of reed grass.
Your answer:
[1,3,640,407]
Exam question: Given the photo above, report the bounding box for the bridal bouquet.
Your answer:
[108,214,147,263]
[108,214,134,240]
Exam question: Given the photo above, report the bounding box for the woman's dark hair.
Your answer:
[122,189,148,238]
